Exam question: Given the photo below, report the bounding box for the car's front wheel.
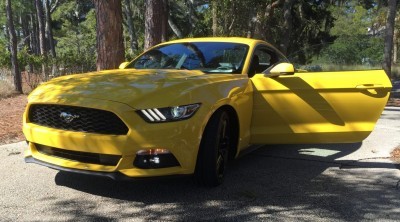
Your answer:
[195,110,231,187]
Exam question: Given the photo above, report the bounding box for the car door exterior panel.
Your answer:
[250,70,391,144]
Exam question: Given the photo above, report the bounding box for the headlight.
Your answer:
[137,103,201,123]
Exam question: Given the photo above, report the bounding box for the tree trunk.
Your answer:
[20,15,32,53]
[30,14,39,55]
[186,0,199,34]
[393,29,398,64]
[123,0,139,53]
[144,0,168,49]
[281,0,295,54]
[44,0,56,58]
[35,0,46,56]
[45,0,57,76]
[212,0,218,36]
[383,0,397,78]
[35,0,47,79]
[50,0,61,13]
[20,15,34,73]
[93,0,125,70]
[246,6,256,38]
[168,17,183,38]
[161,0,168,42]
[254,0,284,41]
[6,0,23,93]
[3,24,9,44]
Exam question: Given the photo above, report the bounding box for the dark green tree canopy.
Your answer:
[0,0,399,93]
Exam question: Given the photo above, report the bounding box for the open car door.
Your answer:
[250,63,392,144]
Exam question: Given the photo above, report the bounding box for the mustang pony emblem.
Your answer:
[59,112,80,123]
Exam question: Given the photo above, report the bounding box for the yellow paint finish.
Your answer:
[23,37,392,178]
[24,70,252,177]
[250,70,391,143]
[269,63,295,75]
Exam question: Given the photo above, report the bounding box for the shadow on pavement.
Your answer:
[53,143,400,221]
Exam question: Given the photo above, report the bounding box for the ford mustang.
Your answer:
[23,37,392,186]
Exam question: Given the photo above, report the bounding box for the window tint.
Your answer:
[256,49,273,66]
[253,46,288,73]
[128,42,249,74]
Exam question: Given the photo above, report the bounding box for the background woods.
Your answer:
[1,0,399,95]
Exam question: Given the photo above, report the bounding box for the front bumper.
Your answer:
[25,156,131,180]
[23,97,206,178]
[25,156,190,180]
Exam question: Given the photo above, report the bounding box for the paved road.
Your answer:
[1,108,400,221]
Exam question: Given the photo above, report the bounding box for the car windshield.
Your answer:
[127,42,249,74]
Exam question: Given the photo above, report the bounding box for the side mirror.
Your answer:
[267,63,295,77]
[119,61,130,69]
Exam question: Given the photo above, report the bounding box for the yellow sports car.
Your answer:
[23,37,392,186]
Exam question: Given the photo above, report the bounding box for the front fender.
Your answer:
[181,76,253,156]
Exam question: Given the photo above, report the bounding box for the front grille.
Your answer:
[29,104,129,135]
[35,143,121,166]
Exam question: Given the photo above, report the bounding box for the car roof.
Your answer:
[157,37,271,47]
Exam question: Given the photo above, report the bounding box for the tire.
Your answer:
[195,110,231,187]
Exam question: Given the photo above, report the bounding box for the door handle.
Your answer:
[355,84,384,89]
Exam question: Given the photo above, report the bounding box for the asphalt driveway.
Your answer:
[1,108,399,221]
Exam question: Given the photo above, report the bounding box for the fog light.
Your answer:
[134,149,180,169]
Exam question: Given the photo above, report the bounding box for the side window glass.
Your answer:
[249,45,286,77]
[254,48,277,73]
[249,48,271,77]
[276,53,288,64]
[256,49,272,67]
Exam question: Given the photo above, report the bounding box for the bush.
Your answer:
[317,35,384,66]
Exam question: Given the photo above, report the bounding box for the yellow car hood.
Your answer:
[28,69,237,109]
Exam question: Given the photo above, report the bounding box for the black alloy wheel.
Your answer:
[195,110,231,187]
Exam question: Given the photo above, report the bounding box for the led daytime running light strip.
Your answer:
[141,109,166,122]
